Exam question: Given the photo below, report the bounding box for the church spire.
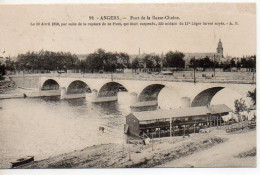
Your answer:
[217,39,223,57]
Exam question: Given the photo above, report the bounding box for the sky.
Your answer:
[0,3,256,58]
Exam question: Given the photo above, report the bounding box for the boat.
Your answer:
[11,156,34,168]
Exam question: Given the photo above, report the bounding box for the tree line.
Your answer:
[1,49,187,73]
[79,49,130,73]
[189,56,256,71]
[15,50,78,72]
[0,49,256,74]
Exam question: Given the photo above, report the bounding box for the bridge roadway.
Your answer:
[37,73,255,109]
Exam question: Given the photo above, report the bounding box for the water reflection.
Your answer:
[66,98,87,107]
[93,101,121,115]
[41,96,61,102]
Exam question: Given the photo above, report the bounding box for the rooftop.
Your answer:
[131,104,233,121]
[184,52,223,59]
[209,104,233,114]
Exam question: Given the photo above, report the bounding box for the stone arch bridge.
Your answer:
[39,76,255,109]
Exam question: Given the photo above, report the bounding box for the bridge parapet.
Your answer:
[37,72,256,84]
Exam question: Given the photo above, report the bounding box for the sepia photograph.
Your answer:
[0,1,257,171]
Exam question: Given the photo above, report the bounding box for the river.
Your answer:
[0,87,250,168]
[0,93,134,168]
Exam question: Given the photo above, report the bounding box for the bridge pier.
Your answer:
[129,93,138,105]
[60,87,67,100]
[90,89,119,103]
[60,87,87,99]
[91,90,98,101]
[129,93,160,110]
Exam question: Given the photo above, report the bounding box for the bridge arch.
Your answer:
[137,84,165,102]
[98,82,128,97]
[67,80,91,94]
[191,87,225,107]
[41,79,60,90]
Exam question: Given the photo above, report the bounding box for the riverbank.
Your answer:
[13,129,225,168]
[15,128,256,168]
[158,128,256,168]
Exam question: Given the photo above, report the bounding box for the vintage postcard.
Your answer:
[0,2,257,170]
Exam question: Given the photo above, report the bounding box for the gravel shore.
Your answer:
[16,130,228,168]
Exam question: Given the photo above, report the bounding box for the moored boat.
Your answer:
[11,156,34,168]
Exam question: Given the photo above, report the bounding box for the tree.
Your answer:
[240,55,256,70]
[103,52,117,72]
[189,57,199,69]
[165,51,185,68]
[131,57,140,72]
[15,50,79,72]
[0,62,6,79]
[5,57,15,71]
[84,49,130,73]
[202,56,214,68]
[189,57,214,71]
[143,55,155,69]
[230,58,236,67]
[117,52,130,69]
[152,55,162,70]
[234,98,247,114]
[85,52,103,73]
[234,98,248,124]
[247,88,256,106]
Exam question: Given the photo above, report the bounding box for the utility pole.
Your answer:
[193,67,196,84]
[159,128,161,143]
[128,140,131,161]
[192,57,196,84]
[207,115,209,127]
[252,68,255,84]
[151,132,154,151]
[194,121,196,134]
[122,140,125,158]
[111,71,113,81]
[213,54,216,79]
[170,117,172,142]
[183,125,185,137]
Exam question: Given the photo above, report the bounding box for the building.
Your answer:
[125,104,232,138]
[184,39,224,67]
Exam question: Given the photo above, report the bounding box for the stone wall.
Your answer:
[10,76,40,88]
